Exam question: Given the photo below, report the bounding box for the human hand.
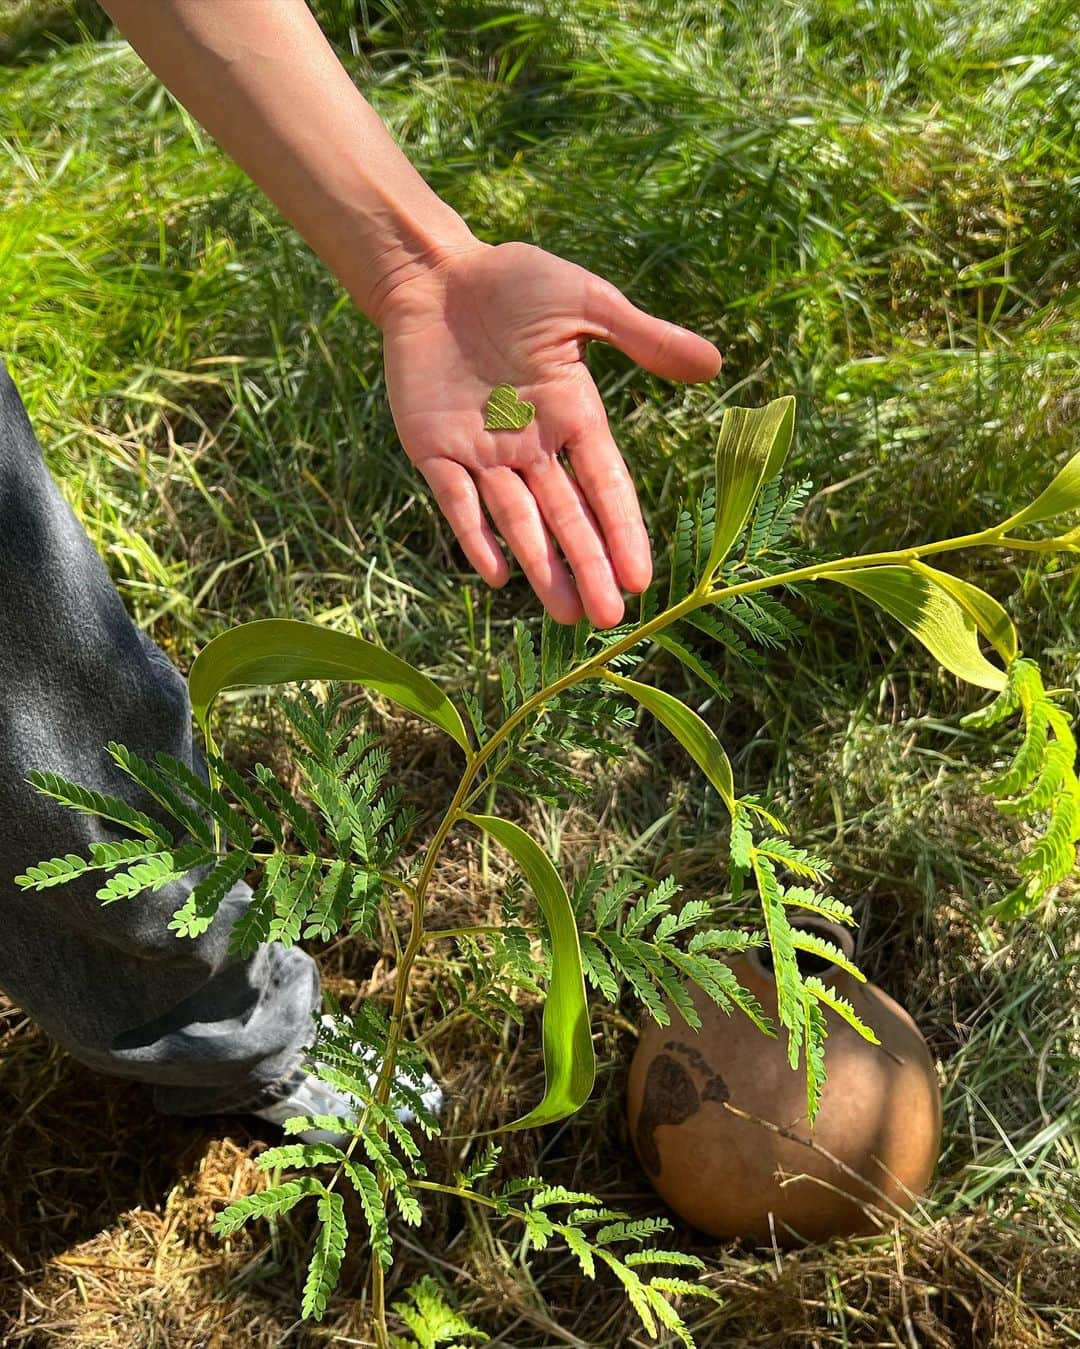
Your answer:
[379,240,722,628]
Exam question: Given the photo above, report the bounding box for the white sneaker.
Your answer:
[252,1015,444,1146]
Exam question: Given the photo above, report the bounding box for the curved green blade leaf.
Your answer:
[462,813,594,1131]
[188,619,471,753]
[824,565,1007,691]
[706,396,796,578]
[601,670,736,815]
[1003,448,1080,530]
[909,559,1018,664]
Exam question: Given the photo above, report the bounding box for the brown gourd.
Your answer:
[626,918,942,1244]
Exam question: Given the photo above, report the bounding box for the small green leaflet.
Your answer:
[188,618,471,753]
[823,564,1008,691]
[461,813,595,1130]
[1001,447,1080,531]
[484,383,536,431]
[706,396,796,578]
[600,670,736,816]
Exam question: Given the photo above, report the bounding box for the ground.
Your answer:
[0,1,1078,1344]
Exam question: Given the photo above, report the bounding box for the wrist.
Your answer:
[341,207,486,331]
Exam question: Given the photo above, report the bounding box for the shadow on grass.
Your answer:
[0,1001,206,1295]
[0,0,110,68]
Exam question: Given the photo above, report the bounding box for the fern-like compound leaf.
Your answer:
[210,755,284,844]
[589,873,638,930]
[391,1276,485,1347]
[715,593,806,650]
[96,844,213,904]
[151,751,254,849]
[14,840,161,891]
[345,1161,392,1270]
[598,931,668,1024]
[683,607,764,667]
[751,852,802,1044]
[660,946,772,1035]
[253,764,321,852]
[754,836,832,882]
[654,630,731,701]
[303,858,352,941]
[359,1130,423,1225]
[644,1285,694,1349]
[803,975,881,1044]
[212,1176,323,1236]
[622,875,679,936]
[965,658,1080,918]
[779,887,856,926]
[267,854,320,947]
[988,700,1049,797]
[802,992,829,1120]
[668,502,696,605]
[687,927,759,953]
[561,1224,596,1278]
[228,852,285,957]
[514,620,539,702]
[257,1141,345,1171]
[282,1112,353,1138]
[623,1250,706,1270]
[302,1188,349,1319]
[169,848,249,938]
[278,689,335,759]
[106,742,215,848]
[580,934,620,1002]
[790,930,865,982]
[28,769,172,844]
[654,898,713,942]
[746,476,813,559]
[594,1250,656,1338]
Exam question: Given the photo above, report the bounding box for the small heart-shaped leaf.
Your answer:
[485,383,536,431]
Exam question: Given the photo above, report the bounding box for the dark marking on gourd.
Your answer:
[701,1073,730,1104]
[665,1040,729,1104]
[665,1040,712,1075]
[636,1044,732,1176]
[636,1054,700,1176]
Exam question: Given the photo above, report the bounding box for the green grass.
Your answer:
[1,0,1078,1344]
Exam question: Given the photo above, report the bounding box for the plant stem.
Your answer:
[421,922,539,943]
[707,523,1009,604]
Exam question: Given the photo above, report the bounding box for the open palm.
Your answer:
[380,240,722,628]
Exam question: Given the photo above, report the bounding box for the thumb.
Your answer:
[586,277,723,383]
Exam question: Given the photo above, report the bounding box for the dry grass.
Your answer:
[1,752,1077,1347]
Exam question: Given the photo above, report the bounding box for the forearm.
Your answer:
[98,0,479,326]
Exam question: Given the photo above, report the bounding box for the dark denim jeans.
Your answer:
[0,362,321,1115]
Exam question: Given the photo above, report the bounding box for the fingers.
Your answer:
[416,457,510,588]
[476,467,585,626]
[586,277,722,383]
[524,457,626,630]
[564,421,652,595]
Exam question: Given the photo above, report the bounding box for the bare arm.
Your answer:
[99,0,723,627]
[96,0,476,320]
